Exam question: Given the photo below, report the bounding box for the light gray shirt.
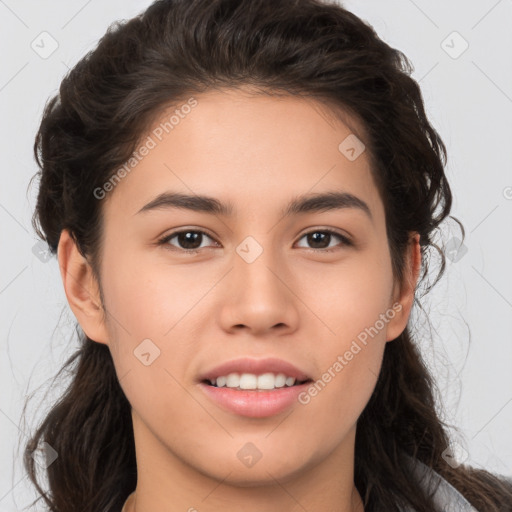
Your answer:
[400,454,512,511]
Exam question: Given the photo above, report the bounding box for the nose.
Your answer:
[218,241,300,336]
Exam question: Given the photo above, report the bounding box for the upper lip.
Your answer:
[199,357,312,382]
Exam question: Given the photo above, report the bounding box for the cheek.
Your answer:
[294,251,393,414]
[295,318,387,451]
[296,250,394,341]
[99,249,190,339]
[98,254,201,390]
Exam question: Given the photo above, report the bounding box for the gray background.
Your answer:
[1,0,511,510]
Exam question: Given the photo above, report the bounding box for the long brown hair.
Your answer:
[24,1,512,511]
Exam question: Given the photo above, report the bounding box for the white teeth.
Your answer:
[285,376,295,387]
[274,373,286,388]
[211,372,299,390]
[226,373,240,388]
[239,373,257,389]
[257,372,276,390]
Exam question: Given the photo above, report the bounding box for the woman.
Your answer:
[24,0,512,511]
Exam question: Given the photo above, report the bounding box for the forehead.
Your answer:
[100,88,382,222]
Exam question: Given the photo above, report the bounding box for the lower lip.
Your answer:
[198,381,311,418]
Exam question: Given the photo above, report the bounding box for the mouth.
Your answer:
[197,357,314,418]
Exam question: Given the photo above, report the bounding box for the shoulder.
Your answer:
[400,455,480,512]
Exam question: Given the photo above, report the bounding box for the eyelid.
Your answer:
[296,226,352,242]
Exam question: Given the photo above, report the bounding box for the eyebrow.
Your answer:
[136,190,372,221]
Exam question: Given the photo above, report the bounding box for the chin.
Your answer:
[196,451,317,487]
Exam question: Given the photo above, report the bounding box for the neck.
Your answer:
[126,413,365,512]
[125,487,364,512]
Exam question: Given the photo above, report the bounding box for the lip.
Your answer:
[198,357,313,418]
[198,357,312,382]
[198,381,312,418]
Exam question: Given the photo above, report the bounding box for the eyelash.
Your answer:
[157,228,353,254]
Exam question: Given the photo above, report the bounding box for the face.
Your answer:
[61,88,417,489]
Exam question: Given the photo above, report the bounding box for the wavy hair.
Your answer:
[24,0,512,511]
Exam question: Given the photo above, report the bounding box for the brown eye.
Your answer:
[295,229,352,252]
[159,230,219,252]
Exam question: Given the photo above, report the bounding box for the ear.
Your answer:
[385,232,422,342]
[57,229,109,345]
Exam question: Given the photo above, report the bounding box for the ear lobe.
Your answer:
[385,232,422,342]
[57,229,110,345]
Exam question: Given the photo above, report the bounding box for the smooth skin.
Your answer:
[58,87,421,512]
